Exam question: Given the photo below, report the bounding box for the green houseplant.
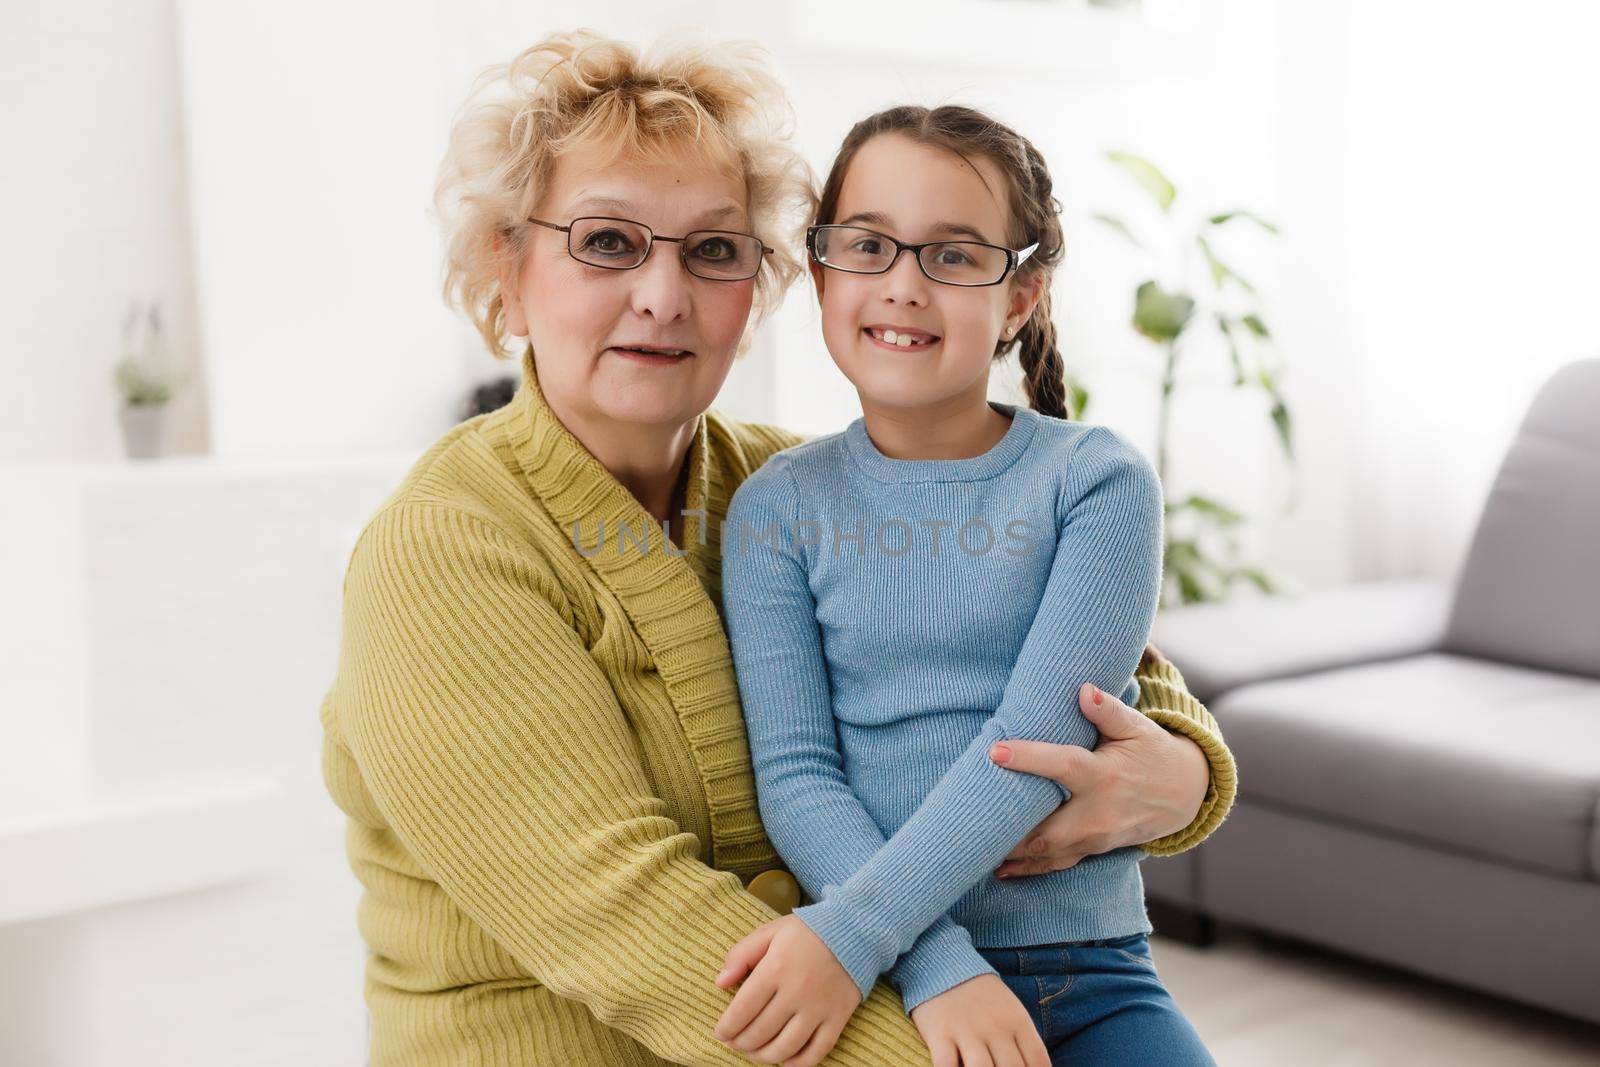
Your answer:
[1088,150,1295,606]
[114,301,188,459]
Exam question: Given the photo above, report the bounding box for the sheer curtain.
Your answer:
[1340,1,1600,583]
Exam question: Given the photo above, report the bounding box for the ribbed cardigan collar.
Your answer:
[498,346,780,879]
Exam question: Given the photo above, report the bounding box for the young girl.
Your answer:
[712,106,1217,1066]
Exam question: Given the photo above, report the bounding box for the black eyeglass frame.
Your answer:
[528,216,774,281]
[805,224,1040,288]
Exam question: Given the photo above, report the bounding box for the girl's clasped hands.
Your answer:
[713,915,1048,1067]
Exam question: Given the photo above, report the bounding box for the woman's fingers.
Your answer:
[988,682,1149,786]
[988,736,1096,788]
[1074,681,1149,741]
[1002,827,1058,864]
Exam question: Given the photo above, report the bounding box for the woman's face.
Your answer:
[502,144,757,434]
[811,133,1038,413]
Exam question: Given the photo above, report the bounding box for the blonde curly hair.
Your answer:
[436,30,817,358]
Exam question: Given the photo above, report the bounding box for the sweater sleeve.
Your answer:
[332,503,932,1066]
[786,428,1167,993]
[722,471,999,1013]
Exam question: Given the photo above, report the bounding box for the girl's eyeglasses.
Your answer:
[806,224,1039,287]
[528,216,772,281]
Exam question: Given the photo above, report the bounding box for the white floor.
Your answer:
[1155,927,1600,1065]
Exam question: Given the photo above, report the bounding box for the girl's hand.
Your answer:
[989,682,1209,877]
[712,914,861,1065]
[909,973,1049,1067]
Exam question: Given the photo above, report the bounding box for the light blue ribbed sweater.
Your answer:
[719,402,1165,1014]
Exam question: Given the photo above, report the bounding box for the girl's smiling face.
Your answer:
[811,133,1042,414]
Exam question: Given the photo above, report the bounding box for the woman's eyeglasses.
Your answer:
[806,224,1039,287]
[528,216,772,281]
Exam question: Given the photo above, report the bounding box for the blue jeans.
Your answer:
[975,934,1216,1066]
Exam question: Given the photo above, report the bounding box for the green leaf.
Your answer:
[1092,212,1143,249]
[1215,314,1247,386]
[1184,493,1246,526]
[1165,537,1196,562]
[1167,539,1234,605]
[1208,210,1281,235]
[1270,398,1294,460]
[1175,569,1207,605]
[1196,235,1225,286]
[1235,567,1279,594]
[1195,235,1257,294]
[1242,313,1270,339]
[1066,374,1091,421]
[1133,280,1195,343]
[1107,151,1176,213]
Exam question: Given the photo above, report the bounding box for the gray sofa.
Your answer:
[1143,359,1600,1027]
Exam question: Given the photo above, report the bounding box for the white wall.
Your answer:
[174,0,467,458]
[0,0,209,462]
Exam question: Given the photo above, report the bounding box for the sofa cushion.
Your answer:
[1154,581,1449,704]
[1443,359,1600,679]
[1215,652,1600,880]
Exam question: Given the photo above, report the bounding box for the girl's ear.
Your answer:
[1006,271,1046,335]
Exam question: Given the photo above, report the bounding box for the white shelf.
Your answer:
[0,779,283,926]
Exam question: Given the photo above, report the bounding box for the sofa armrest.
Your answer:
[1151,580,1451,703]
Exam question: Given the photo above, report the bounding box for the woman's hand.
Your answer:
[909,973,1050,1067]
[712,915,861,1066]
[989,682,1208,877]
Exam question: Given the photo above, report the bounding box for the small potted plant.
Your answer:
[114,301,187,459]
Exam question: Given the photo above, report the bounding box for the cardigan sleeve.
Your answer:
[1130,646,1237,854]
[331,503,932,1066]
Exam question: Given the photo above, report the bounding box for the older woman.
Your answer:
[319,30,1235,1067]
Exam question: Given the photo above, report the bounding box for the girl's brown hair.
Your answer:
[814,105,1070,418]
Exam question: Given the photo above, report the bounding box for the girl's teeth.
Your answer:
[870,327,931,347]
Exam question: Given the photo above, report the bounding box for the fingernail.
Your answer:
[990,744,1012,764]
[1092,685,1104,705]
